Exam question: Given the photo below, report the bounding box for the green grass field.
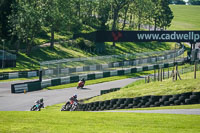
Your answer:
[0,111,200,133]
[170,5,200,30]
[86,71,200,103]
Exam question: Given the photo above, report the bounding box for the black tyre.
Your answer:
[142,95,151,100]
[144,102,151,107]
[181,92,192,98]
[133,97,141,102]
[178,96,186,101]
[174,100,181,105]
[154,101,161,107]
[192,92,200,96]
[164,101,170,106]
[190,95,199,100]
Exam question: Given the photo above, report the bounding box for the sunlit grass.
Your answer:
[0,111,200,133]
[86,71,200,103]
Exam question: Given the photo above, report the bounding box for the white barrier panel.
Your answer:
[110,70,118,76]
[61,68,69,74]
[124,68,131,74]
[61,76,70,84]
[89,65,97,71]
[148,65,154,70]
[76,67,83,72]
[45,70,53,75]
[102,64,109,69]
[14,84,28,93]
[28,71,37,77]
[41,80,51,88]
[9,72,18,79]
[113,62,119,67]
[95,72,103,79]
[136,67,142,72]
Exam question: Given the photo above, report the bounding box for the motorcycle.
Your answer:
[61,100,78,111]
[30,102,44,111]
[77,80,85,89]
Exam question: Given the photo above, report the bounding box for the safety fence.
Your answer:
[78,92,200,111]
[40,46,185,80]
[0,50,16,68]
[2,45,184,81]
[11,60,185,93]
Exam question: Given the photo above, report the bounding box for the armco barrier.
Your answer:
[11,60,186,93]
[78,92,200,111]
[41,46,185,80]
[11,80,41,93]
[0,70,39,80]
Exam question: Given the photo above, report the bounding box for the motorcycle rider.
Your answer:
[77,78,85,89]
[35,98,44,108]
[65,94,78,106]
[80,78,85,83]
[69,94,78,103]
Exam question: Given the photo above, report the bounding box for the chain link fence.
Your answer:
[0,50,16,68]
[40,46,185,80]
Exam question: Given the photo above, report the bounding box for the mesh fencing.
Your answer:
[40,46,185,80]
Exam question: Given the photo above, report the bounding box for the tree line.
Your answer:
[0,0,173,54]
[170,0,200,5]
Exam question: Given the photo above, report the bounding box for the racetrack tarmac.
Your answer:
[1,78,200,115]
[0,77,141,111]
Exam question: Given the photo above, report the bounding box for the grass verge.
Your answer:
[85,71,200,103]
[0,111,200,133]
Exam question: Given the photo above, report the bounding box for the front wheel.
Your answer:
[30,105,36,111]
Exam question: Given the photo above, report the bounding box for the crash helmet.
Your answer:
[73,94,77,99]
[40,98,43,102]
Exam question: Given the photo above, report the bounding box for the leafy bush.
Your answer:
[75,37,95,50]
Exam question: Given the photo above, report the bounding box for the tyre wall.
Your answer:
[100,88,120,95]
[78,92,200,111]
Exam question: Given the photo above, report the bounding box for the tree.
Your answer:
[9,0,44,54]
[132,0,153,30]
[111,0,131,31]
[188,0,200,5]
[175,0,186,4]
[98,0,111,30]
[152,0,173,30]
[0,0,14,39]
[43,0,71,48]
[111,0,132,46]
[159,0,174,30]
